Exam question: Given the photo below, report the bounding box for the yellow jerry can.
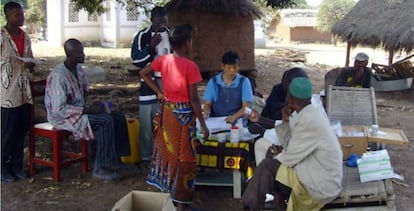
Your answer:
[121,117,141,164]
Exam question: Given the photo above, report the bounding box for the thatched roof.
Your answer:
[331,0,414,53]
[165,0,263,18]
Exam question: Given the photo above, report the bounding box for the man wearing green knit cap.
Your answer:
[242,77,343,211]
[288,77,313,100]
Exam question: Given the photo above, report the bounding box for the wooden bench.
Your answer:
[322,165,395,211]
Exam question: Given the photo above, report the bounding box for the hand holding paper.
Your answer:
[12,55,44,65]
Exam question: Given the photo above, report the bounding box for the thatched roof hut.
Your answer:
[331,0,414,65]
[165,0,262,74]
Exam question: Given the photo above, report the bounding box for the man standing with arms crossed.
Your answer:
[131,6,170,167]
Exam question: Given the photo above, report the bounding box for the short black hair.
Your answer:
[221,51,240,65]
[64,38,82,57]
[151,6,166,18]
[283,67,308,83]
[4,1,22,16]
[169,24,192,49]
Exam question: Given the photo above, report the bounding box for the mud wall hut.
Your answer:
[273,9,332,44]
[332,0,414,65]
[165,0,262,73]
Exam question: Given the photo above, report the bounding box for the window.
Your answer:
[68,2,79,22]
[88,13,98,22]
[126,3,139,21]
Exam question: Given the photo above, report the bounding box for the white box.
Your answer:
[357,159,392,172]
[111,191,175,211]
[361,150,390,160]
[357,150,394,182]
[359,168,394,183]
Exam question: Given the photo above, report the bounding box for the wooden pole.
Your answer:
[345,42,351,67]
[388,50,394,65]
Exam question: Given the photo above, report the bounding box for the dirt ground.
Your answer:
[1,43,413,211]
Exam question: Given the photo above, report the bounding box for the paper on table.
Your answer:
[330,120,343,136]
[261,120,282,145]
[275,123,291,146]
[12,56,44,64]
[368,128,387,136]
[196,116,231,134]
[340,130,365,137]
[263,128,280,145]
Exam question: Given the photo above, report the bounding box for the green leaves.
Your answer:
[262,0,297,9]
[69,0,297,16]
[316,0,356,33]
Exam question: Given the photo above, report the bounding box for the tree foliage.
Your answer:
[316,0,356,33]
[1,0,47,36]
[70,0,167,15]
[25,0,46,34]
[260,0,297,9]
[1,0,27,7]
[291,0,308,9]
[70,0,297,15]
[0,3,5,26]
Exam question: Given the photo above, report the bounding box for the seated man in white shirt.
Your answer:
[250,94,327,166]
[242,77,342,211]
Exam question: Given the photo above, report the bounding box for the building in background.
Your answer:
[272,9,332,43]
[46,0,147,47]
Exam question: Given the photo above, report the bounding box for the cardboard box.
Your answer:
[111,191,174,211]
[338,125,368,160]
[365,126,409,145]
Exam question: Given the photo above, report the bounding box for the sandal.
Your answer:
[93,167,119,181]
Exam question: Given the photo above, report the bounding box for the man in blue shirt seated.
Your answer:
[202,51,253,124]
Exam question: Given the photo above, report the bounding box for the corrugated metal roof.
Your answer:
[280,9,318,27]
[283,17,317,27]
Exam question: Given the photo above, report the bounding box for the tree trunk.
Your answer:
[332,36,338,46]
[345,42,351,67]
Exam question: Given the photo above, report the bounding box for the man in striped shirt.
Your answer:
[131,6,171,166]
[45,39,129,181]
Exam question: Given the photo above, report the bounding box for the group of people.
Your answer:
[239,53,372,211]
[1,2,375,211]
